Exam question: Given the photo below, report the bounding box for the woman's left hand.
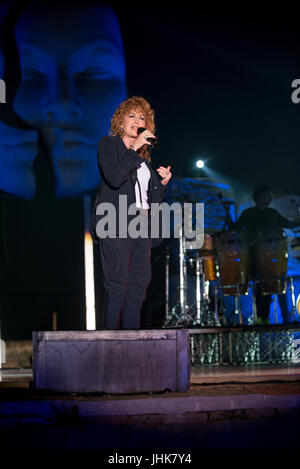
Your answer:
[156,165,172,185]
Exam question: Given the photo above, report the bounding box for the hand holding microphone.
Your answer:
[130,126,171,184]
[130,127,157,151]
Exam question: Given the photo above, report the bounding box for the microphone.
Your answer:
[137,127,158,145]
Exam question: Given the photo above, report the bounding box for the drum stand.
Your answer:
[195,251,202,324]
[217,282,247,326]
[288,276,298,322]
[280,275,300,323]
[164,229,218,327]
[273,275,300,323]
[248,276,299,325]
[250,281,257,325]
[222,285,244,326]
[192,251,219,326]
[234,286,243,326]
[164,227,194,327]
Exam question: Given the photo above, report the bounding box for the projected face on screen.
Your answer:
[14,2,127,197]
[0,4,38,199]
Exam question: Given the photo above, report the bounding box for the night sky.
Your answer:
[0,2,299,340]
[113,4,299,199]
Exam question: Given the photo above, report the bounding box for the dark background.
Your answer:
[114,4,299,195]
[0,2,299,339]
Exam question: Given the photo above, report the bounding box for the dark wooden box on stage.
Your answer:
[33,329,190,393]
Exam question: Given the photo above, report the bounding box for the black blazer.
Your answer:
[90,135,168,247]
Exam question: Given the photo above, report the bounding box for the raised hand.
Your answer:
[156,165,172,185]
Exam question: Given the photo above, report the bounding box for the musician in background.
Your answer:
[235,185,299,233]
[227,185,300,325]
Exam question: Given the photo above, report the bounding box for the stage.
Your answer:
[1,362,300,450]
[1,362,300,387]
[1,327,300,451]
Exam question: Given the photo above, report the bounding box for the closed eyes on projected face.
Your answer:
[14,3,127,197]
[0,4,38,199]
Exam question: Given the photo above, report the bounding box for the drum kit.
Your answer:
[164,226,298,327]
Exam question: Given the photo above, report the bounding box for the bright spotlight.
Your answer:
[196,159,204,169]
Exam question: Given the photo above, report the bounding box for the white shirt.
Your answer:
[135,161,151,209]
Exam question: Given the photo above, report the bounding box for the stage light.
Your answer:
[84,230,96,330]
[83,197,96,331]
[196,159,204,169]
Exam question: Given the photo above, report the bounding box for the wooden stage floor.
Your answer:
[1,363,300,389]
[1,364,300,452]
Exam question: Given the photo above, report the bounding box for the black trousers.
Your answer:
[99,237,152,329]
[255,283,272,321]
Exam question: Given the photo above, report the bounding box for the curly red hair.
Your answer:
[110,96,155,162]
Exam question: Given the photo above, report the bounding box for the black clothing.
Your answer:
[91,135,168,329]
[235,206,292,231]
[99,237,152,329]
[90,135,167,245]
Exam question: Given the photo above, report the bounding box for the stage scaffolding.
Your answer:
[188,325,300,366]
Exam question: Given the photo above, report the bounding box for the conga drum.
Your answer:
[215,230,250,295]
[251,228,288,294]
[198,233,217,281]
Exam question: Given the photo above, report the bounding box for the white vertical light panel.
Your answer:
[83,196,96,330]
[0,321,2,368]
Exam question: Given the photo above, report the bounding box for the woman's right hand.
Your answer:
[131,129,156,151]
